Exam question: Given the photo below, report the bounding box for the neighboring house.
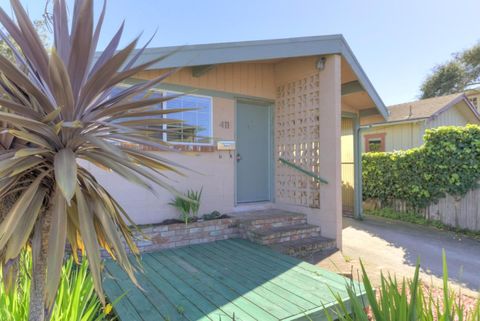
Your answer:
[466,87,480,111]
[340,93,480,213]
[87,35,388,248]
[360,93,480,152]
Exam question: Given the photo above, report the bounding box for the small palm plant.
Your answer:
[169,187,202,224]
[0,1,188,320]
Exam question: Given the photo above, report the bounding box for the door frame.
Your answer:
[234,98,275,206]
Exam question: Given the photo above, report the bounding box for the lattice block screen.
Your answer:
[275,74,321,208]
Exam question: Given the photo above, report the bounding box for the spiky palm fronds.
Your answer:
[0,0,187,317]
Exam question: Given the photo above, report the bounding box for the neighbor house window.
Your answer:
[364,133,386,152]
[470,97,478,110]
[164,93,213,145]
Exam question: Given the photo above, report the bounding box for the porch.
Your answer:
[103,239,367,321]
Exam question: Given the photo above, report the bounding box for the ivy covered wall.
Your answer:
[363,125,480,209]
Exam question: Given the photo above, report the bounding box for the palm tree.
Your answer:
[0,1,187,320]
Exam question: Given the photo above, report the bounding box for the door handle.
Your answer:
[236,153,242,162]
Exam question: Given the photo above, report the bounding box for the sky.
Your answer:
[0,0,479,106]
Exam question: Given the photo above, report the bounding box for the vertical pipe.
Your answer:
[354,118,363,219]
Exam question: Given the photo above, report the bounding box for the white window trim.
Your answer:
[163,91,214,146]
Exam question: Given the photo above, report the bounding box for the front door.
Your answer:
[236,101,271,203]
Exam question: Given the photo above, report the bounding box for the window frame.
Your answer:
[364,133,386,152]
[162,91,214,146]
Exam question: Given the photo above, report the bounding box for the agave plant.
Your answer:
[0,1,188,320]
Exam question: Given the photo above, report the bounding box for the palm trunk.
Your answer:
[29,208,52,321]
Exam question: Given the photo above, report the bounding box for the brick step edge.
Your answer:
[239,217,307,230]
[270,236,337,257]
[246,224,321,240]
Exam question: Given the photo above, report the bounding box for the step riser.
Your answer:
[234,210,336,258]
[248,230,321,245]
[272,240,337,258]
[247,226,320,239]
[282,244,337,258]
[239,217,307,230]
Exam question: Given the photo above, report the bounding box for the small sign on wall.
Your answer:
[217,140,236,150]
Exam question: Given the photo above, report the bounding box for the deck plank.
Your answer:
[218,240,347,302]
[194,242,317,311]
[209,241,345,307]
[232,239,354,286]
[103,239,366,321]
[146,251,257,321]
[180,245,306,316]
[224,239,353,291]
[105,263,169,321]
[103,272,144,321]
[142,253,231,321]
[157,248,281,321]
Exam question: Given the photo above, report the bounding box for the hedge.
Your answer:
[362,125,480,209]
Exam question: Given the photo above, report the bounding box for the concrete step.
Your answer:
[246,223,321,245]
[270,236,337,258]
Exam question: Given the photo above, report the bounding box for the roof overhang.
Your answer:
[126,35,389,119]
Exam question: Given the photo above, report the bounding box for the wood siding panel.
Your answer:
[361,122,422,152]
[341,118,354,213]
[135,62,276,100]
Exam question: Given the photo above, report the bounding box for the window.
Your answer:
[164,93,213,145]
[110,87,213,145]
[470,97,478,110]
[368,139,382,152]
[364,133,386,152]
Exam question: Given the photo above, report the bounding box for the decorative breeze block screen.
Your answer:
[275,74,321,208]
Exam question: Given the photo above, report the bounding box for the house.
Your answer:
[360,93,480,152]
[338,93,480,213]
[87,35,388,249]
[466,87,480,111]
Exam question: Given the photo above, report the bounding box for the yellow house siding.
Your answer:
[362,122,422,152]
[424,101,477,129]
[341,118,354,212]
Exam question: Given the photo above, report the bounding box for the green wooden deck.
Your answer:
[103,239,367,321]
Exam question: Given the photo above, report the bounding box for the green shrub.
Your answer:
[325,251,480,321]
[363,125,480,209]
[0,251,116,321]
[169,187,203,224]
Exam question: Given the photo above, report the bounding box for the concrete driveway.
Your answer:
[312,215,480,296]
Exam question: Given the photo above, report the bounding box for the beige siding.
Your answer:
[135,62,276,99]
[362,122,423,152]
[341,118,354,212]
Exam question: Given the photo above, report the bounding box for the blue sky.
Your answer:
[1,0,479,105]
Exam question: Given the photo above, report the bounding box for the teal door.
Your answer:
[236,101,271,203]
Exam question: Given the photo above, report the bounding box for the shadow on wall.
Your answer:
[341,181,354,215]
[343,216,480,291]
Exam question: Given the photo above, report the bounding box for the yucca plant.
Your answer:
[325,250,480,321]
[0,1,189,320]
